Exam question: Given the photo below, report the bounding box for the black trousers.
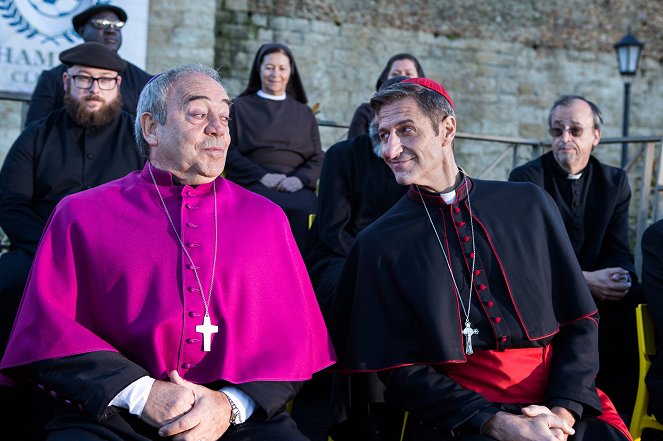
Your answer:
[45,407,310,441]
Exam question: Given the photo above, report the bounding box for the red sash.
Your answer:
[439,347,632,440]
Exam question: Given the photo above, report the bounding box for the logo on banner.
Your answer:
[1,0,104,45]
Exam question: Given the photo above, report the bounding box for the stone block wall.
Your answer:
[214,1,662,182]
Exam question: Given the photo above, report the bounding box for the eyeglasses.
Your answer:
[548,125,588,138]
[70,74,119,90]
[89,18,125,30]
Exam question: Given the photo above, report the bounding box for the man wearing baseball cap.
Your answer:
[24,3,151,126]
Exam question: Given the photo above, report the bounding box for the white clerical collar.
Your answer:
[567,172,583,180]
[257,89,287,101]
[440,189,457,204]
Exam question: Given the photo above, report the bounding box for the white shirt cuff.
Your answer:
[220,386,257,424]
[109,376,156,417]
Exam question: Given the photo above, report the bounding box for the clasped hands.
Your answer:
[260,173,303,192]
[482,405,576,441]
[141,370,232,440]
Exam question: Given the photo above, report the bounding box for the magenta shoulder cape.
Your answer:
[1,164,335,383]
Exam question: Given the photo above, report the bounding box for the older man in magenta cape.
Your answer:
[1,64,334,441]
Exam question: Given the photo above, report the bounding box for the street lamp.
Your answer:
[614,31,644,167]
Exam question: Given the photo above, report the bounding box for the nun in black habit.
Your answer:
[225,43,323,251]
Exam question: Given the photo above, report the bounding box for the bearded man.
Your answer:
[0,41,144,440]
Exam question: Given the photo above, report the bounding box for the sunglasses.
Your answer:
[89,18,125,30]
[548,126,588,138]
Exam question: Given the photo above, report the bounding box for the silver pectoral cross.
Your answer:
[196,314,218,352]
[462,320,479,355]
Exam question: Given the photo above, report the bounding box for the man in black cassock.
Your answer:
[0,41,144,440]
[24,4,152,126]
[305,75,408,319]
[330,78,632,440]
[509,95,640,417]
[304,77,408,441]
[642,219,663,425]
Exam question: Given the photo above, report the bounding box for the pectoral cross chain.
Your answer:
[196,314,218,352]
[462,320,479,355]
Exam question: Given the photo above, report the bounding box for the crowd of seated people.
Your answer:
[0,15,661,440]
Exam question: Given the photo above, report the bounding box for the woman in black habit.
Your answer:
[225,43,323,251]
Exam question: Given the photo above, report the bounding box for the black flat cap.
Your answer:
[72,4,128,32]
[59,42,127,73]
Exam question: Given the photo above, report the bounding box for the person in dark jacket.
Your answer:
[509,95,642,418]
[0,41,145,440]
[642,219,663,425]
[24,4,151,126]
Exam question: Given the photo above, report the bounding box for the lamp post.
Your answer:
[614,32,644,168]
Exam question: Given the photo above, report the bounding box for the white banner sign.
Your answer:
[0,0,149,96]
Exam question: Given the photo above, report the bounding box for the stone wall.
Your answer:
[213,0,663,254]
[215,0,663,181]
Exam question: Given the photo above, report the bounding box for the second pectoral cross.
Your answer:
[462,320,479,355]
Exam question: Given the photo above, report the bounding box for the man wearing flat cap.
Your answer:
[330,78,632,440]
[0,41,144,440]
[24,3,151,126]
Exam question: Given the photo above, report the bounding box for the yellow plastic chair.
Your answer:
[399,411,409,441]
[630,304,663,441]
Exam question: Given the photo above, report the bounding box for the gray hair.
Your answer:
[548,95,604,130]
[134,63,224,157]
[370,82,455,135]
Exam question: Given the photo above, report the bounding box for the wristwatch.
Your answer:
[225,393,241,426]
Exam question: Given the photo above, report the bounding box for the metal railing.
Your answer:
[316,121,663,275]
[2,98,662,271]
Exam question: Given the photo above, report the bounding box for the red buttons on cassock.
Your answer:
[469,252,475,259]
[49,390,58,399]
[186,338,200,344]
[185,204,198,209]
[486,301,494,308]
[474,270,481,276]
[500,337,507,342]
[182,363,195,369]
[494,317,502,323]
[454,207,461,213]
[185,222,199,228]
[187,286,200,293]
[478,284,487,290]
[186,242,200,248]
[188,311,201,318]
[186,264,199,270]
[457,221,466,227]
[463,236,470,242]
